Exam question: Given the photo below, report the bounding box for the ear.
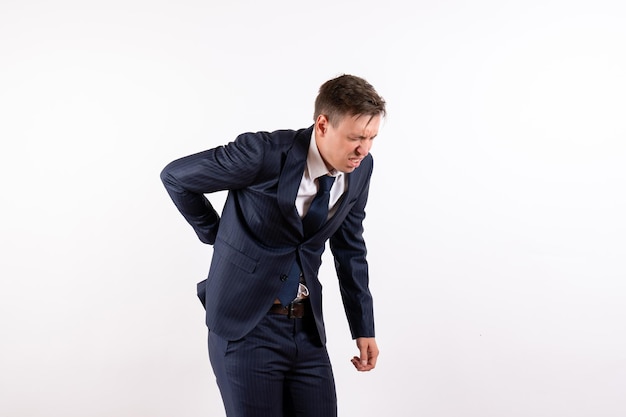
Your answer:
[315,114,329,136]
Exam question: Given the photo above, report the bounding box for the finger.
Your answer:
[359,345,369,367]
[351,356,364,371]
[367,351,378,369]
[351,356,374,372]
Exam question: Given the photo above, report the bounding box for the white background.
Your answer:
[1,1,625,416]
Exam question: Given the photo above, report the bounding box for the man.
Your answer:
[161,74,386,417]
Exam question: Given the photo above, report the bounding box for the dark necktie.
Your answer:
[302,175,335,236]
[277,175,335,305]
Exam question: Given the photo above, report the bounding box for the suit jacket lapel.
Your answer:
[277,126,312,231]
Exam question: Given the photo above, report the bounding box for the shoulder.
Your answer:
[233,126,313,149]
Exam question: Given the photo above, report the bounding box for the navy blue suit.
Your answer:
[161,126,375,416]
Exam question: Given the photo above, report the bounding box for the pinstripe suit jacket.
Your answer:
[161,126,374,344]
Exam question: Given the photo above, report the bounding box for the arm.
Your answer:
[160,134,265,244]
[329,171,374,339]
[329,161,377,370]
[332,204,379,371]
[160,154,221,244]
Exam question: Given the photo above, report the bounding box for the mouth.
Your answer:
[349,158,362,167]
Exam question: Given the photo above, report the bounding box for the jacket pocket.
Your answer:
[214,240,259,273]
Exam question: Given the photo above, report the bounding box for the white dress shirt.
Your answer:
[295,130,347,220]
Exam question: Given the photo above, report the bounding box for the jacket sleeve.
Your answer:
[160,133,266,244]
[329,160,375,339]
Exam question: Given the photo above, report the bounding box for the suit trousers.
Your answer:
[208,303,337,417]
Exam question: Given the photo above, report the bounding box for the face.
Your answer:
[315,113,381,173]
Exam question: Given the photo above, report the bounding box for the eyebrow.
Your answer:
[351,133,378,140]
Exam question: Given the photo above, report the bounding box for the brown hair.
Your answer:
[314,74,386,126]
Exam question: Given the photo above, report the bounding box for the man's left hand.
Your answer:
[351,337,379,372]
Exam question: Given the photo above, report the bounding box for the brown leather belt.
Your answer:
[269,301,307,318]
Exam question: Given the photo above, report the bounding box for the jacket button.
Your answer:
[280,274,288,282]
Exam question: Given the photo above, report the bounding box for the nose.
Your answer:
[356,141,371,156]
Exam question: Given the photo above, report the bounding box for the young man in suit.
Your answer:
[161,74,386,417]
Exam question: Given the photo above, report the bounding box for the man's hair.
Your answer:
[314,74,386,126]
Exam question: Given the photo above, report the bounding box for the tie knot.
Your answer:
[317,175,335,193]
